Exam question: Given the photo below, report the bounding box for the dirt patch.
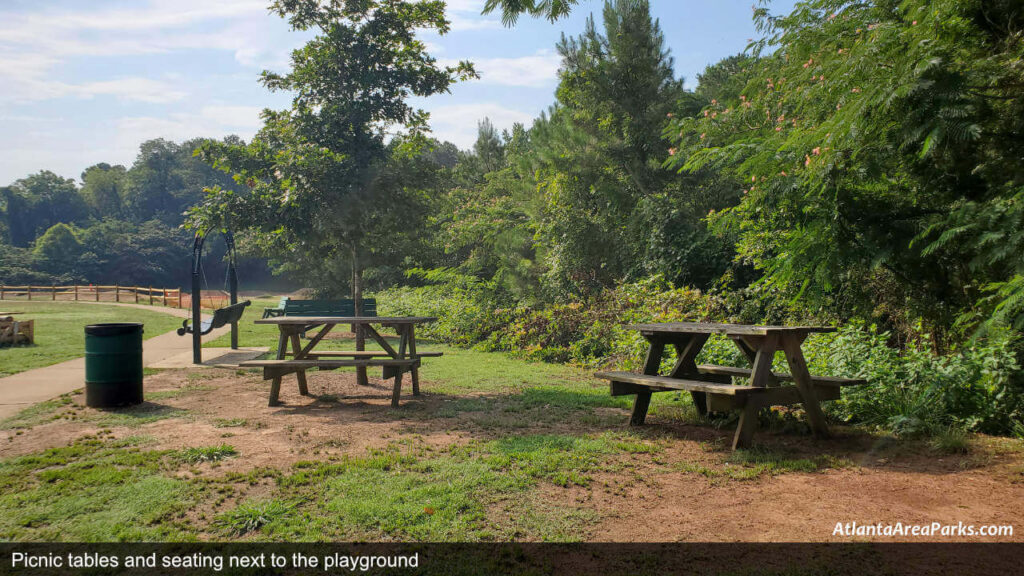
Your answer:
[3,368,1024,542]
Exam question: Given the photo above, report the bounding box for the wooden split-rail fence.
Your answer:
[0,285,230,310]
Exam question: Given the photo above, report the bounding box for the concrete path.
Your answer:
[0,302,239,420]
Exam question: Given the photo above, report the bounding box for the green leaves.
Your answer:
[664,0,1024,341]
[194,0,474,295]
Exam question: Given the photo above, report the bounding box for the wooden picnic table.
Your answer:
[596,322,866,449]
[240,316,440,407]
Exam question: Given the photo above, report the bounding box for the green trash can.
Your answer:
[84,323,144,408]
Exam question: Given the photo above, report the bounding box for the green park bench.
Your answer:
[274,298,377,337]
[262,297,290,318]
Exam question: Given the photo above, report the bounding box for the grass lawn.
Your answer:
[2,299,1023,544]
[0,302,186,377]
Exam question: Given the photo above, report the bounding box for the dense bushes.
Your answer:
[377,277,1023,437]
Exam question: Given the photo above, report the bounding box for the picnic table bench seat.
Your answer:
[283,350,443,359]
[241,357,420,374]
[595,371,766,397]
[694,365,867,387]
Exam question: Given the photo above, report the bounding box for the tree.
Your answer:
[32,223,85,277]
[434,122,541,301]
[81,163,128,219]
[526,0,729,298]
[125,139,184,223]
[666,0,1024,343]
[482,0,579,25]
[194,0,475,308]
[0,171,88,246]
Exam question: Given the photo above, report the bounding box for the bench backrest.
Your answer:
[282,298,377,317]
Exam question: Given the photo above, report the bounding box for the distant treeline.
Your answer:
[0,138,289,291]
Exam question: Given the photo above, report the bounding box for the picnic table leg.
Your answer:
[631,338,665,425]
[732,397,762,450]
[355,323,369,386]
[730,334,780,449]
[669,334,710,415]
[780,334,830,438]
[290,332,309,396]
[269,329,289,406]
[408,324,420,396]
[390,325,410,407]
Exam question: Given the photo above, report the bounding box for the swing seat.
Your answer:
[177,301,251,336]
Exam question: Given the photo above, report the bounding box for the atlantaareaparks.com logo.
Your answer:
[834,521,1014,538]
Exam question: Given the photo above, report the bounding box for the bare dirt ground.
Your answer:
[2,367,1023,542]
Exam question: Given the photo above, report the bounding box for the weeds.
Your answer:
[216,500,293,536]
[180,445,238,464]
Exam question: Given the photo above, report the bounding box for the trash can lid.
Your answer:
[85,323,144,336]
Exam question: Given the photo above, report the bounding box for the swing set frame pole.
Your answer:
[191,233,204,365]
[226,231,239,351]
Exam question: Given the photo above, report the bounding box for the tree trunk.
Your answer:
[352,244,368,386]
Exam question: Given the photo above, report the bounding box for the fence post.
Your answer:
[1,285,4,300]
[28,286,32,301]
[115,284,120,302]
[162,288,167,307]
[52,283,56,301]
[177,289,182,309]
[134,287,139,304]
[95,285,99,302]
[74,285,78,301]
[149,286,153,305]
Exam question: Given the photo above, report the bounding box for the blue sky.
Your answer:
[0,0,797,185]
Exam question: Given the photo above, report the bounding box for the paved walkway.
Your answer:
[0,302,234,420]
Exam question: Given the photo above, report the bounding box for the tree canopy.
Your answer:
[193,0,476,301]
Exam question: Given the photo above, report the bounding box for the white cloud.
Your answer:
[76,78,188,104]
[444,0,502,31]
[452,50,562,87]
[115,105,263,147]
[428,103,536,149]
[0,0,293,104]
[199,105,265,129]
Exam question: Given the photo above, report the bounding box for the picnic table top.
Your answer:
[255,316,437,325]
[626,322,836,336]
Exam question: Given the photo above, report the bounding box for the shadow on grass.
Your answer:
[91,401,188,427]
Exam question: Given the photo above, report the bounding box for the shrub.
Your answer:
[374,276,1023,437]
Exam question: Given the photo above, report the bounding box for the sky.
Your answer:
[0,0,797,185]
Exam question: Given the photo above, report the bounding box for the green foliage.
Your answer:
[666,0,1024,344]
[0,136,280,288]
[31,223,84,275]
[809,324,1023,436]
[1,171,88,246]
[193,0,476,299]
[482,0,579,25]
[80,163,127,219]
[930,426,971,455]
[379,275,1023,436]
[526,0,735,298]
